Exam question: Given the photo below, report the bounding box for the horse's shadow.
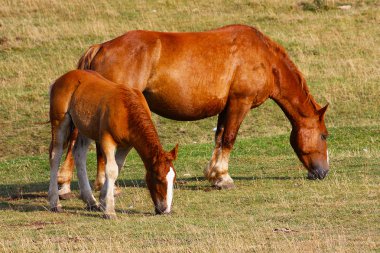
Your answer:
[0,175,299,214]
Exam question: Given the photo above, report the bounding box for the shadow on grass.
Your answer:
[0,175,301,214]
[0,199,153,217]
[0,175,301,197]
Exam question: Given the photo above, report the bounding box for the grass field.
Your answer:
[0,0,379,252]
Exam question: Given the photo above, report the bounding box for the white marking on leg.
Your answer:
[164,167,175,213]
[100,150,118,216]
[58,183,71,195]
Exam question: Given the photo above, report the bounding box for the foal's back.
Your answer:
[52,70,150,143]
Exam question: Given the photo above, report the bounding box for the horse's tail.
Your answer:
[77,44,102,70]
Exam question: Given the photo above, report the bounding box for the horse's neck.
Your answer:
[271,65,318,128]
[130,127,164,169]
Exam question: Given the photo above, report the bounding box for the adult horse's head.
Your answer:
[290,104,329,180]
[146,144,178,214]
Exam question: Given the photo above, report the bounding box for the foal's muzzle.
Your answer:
[154,202,170,215]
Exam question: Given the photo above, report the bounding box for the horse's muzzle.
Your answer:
[307,166,329,180]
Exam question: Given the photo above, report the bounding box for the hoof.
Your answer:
[211,175,235,190]
[213,182,235,190]
[50,206,63,212]
[59,192,75,200]
[85,204,101,212]
[103,213,117,220]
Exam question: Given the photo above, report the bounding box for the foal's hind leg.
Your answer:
[57,127,78,199]
[204,98,251,189]
[48,114,72,211]
[73,133,98,210]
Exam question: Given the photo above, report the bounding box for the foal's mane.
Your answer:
[119,87,162,154]
[251,27,320,111]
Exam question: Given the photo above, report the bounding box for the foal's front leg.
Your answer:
[93,143,122,196]
[99,137,119,219]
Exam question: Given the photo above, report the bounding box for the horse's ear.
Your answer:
[318,103,329,121]
[168,144,179,161]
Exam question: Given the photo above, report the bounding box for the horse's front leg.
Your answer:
[204,109,226,184]
[204,98,251,189]
[57,127,78,199]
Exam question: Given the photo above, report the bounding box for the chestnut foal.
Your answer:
[48,70,178,218]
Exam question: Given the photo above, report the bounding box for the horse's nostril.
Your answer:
[320,169,329,179]
[307,171,318,180]
[307,167,329,180]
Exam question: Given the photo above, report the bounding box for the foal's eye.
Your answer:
[321,134,327,141]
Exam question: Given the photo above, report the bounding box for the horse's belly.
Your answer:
[144,89,227,121]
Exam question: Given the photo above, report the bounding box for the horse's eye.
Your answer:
[321,134,327,141]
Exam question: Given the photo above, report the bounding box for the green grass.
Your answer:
[0,126,379,252]
[0,0,379,252]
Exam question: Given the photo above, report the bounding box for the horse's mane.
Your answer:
[251,27,320,111]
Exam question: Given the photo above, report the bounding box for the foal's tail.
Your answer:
[77,44,102,70]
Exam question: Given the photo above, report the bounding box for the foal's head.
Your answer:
[146,144,178,214]
[290,104,329,180]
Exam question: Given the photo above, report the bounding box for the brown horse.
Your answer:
[58,24,329,195]
[49,70,178,218]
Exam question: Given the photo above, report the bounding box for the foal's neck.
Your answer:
[130,122,164,169]
[271,63,319,129]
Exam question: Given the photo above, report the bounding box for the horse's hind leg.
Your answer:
[57,127,78,199]
[48,114,72,212]
[73,133,98,210]
[204,98,251,189]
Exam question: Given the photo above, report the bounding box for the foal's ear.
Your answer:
[168,144,179,161]
[318,103,329,121]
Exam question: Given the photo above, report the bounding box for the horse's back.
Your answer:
[89,25,273,120]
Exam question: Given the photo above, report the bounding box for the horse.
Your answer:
[49,70,178,219]
[57,24,329,196]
